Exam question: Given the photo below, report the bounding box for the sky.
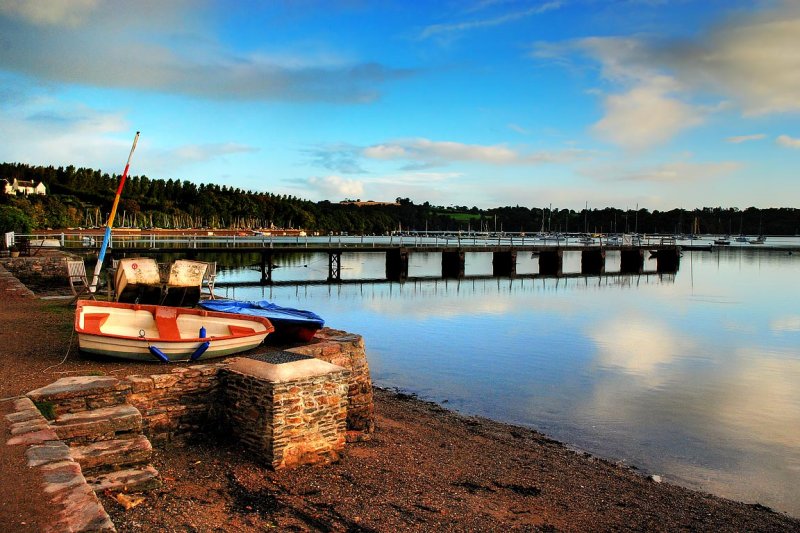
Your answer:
[0,0,798,210]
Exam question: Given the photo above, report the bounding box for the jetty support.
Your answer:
[581,249,606,275]
[385,247,409,281]
[493,250,517,277]
[539,250,563,276]
[442,249,465,278]
[620,248,644,274]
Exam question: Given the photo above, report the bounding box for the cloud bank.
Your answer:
[533,3,800,148]
[0,2,412,103]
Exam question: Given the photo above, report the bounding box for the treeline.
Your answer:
[1,162,799,236]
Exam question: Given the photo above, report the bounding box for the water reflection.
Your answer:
[214,249,800,516]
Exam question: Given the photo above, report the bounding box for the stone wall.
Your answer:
[0,251,76,282]
[288,329,374,434]
[123,364,224,447]
[222,357,350,469]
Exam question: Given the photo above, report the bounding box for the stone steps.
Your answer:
[52,404,142,444]
[86,465,162,493]
[70,435,153,474]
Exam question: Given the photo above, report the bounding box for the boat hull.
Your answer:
[75,300,274,362]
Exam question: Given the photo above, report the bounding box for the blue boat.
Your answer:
[199,299,325,342]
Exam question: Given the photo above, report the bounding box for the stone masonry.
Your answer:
[223,356,350,469]
[288,328,374,434]
[7,329,374,532]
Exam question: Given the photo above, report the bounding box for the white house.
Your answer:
[9,178,46,195]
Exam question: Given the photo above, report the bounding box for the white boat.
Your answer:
[74,300,274,362]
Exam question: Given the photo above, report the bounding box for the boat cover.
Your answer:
[199,299,325,328]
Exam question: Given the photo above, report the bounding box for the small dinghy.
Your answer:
[75,300,274,362]
[199,299,324,342]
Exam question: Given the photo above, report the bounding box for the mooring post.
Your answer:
[581,249,606,275]
[492,250,517,277]
[328,251,342,282]
[260,251,273,284]
[656,247,681,273]
[386,247,409,281]
[620,248,644,274]
[442,249,465,278]
[539,249,563,276]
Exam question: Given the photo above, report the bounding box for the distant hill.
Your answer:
[1,162,798,236]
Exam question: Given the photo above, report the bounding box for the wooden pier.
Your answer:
[103,243,682,284]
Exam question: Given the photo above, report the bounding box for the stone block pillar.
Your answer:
[442,249,465,278]
[656,248,681,273]
[385,248,409,281]
[581,249,605,275]
[492,251,516,277]
[222,357,349,469]
[539,249,563,276]
[620,248,644,274]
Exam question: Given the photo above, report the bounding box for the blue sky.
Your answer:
[0,0,798,210]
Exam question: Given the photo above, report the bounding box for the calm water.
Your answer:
[213,246,800,516]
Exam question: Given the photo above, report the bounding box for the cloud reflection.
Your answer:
[589,315,694,378]
[770,315,800,332]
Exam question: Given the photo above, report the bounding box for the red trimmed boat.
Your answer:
[75,300,274,362]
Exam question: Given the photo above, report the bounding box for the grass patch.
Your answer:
[436,211,482,222]
[34,401,56,420]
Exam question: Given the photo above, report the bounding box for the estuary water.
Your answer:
[212,246,800,516]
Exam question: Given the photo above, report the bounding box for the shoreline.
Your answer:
[1,262,798,531]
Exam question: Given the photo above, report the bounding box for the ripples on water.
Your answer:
[211,247,800,516]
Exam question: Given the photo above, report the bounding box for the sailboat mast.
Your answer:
[90,131,140,291]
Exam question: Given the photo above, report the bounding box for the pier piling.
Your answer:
[386,248,409,281]
[442,250,465,278]
[581,249,606,275]
[539,250,563,276]
[492,251,517,277]
[656,248,681,273]
[620,248,644,274]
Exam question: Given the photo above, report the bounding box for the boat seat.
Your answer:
[154,307,182,340]
[82,313,109,334]
[227,325,256,337]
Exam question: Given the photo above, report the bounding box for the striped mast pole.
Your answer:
[89,131,140,292]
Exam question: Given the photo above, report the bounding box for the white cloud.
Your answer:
[726,134,766,144]
[606,160,741,184]
[0,95,134,170]
[777,135,800,149]
[534,3,800,146]
[142,142,259,175]
[0,3,412,103]
[592,79,703,150]
[419,1,561,40]
[0,0,99,27]
[362,138,591,168]
[307,175,364,199]
[365,138,517,164]
[674,8,800,116]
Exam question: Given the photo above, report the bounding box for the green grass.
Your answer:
[436,212,481,222]
[34,401,56,420]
